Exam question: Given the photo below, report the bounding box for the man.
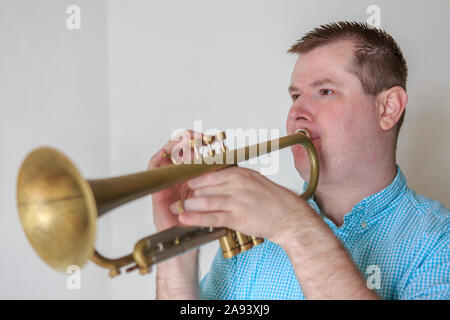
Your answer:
[148,22,449,299]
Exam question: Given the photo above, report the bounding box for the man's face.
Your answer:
[286,40,381,185]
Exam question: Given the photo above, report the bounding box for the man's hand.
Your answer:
[169,166,379,299]
[148,129,206,231]
[169,166,311,245]
[148,140,191,232]
[147,130,202,300]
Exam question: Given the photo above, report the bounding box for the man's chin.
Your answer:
[294,160,311,181]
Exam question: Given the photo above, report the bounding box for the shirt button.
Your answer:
[361,221,368,229]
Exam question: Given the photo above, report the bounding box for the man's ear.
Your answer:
[377,86,408,131]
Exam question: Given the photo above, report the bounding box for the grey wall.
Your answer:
[1,0,449,299]
[0,0,111,298]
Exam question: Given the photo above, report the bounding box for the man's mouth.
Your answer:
[291,129,321,156]
[294,128,320,141]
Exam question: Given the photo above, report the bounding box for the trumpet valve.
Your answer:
[138,266,151,275]
[109,268,120,278]
[203,135,216,157]
[190,138,202,160]
[216,131,227,152]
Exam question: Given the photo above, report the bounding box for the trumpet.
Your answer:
[16,129,319,277]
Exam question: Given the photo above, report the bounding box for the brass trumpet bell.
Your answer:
[17,147,97,272]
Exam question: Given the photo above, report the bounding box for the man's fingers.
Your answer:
[166,129,205,164]
[170,196,231,213]
[187,166,263,189]
[177,211,227,228]
[187,168,238,189]
[192,183,230,197]
[147,148,170,169]
[147,129,203,169]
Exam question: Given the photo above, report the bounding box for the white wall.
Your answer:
[1,0,449,299]
[0,0,111,298]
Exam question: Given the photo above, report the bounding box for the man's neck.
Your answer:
[313,161,397,227]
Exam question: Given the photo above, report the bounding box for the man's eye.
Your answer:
[320,89,334,96]
[291,94,300,101]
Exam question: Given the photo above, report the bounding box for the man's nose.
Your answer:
[288,101,313,122]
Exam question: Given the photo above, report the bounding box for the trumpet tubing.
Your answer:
[16,129,319,277]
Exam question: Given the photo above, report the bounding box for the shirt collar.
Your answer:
[303,165,407,225]
[358,166,407,221]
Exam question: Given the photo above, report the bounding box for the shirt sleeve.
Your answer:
[399,230,449,300]
[200,247,238,300]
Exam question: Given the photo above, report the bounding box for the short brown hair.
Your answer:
[288,21,408,134]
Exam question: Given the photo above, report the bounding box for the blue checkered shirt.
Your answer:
[199,167,450,299]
